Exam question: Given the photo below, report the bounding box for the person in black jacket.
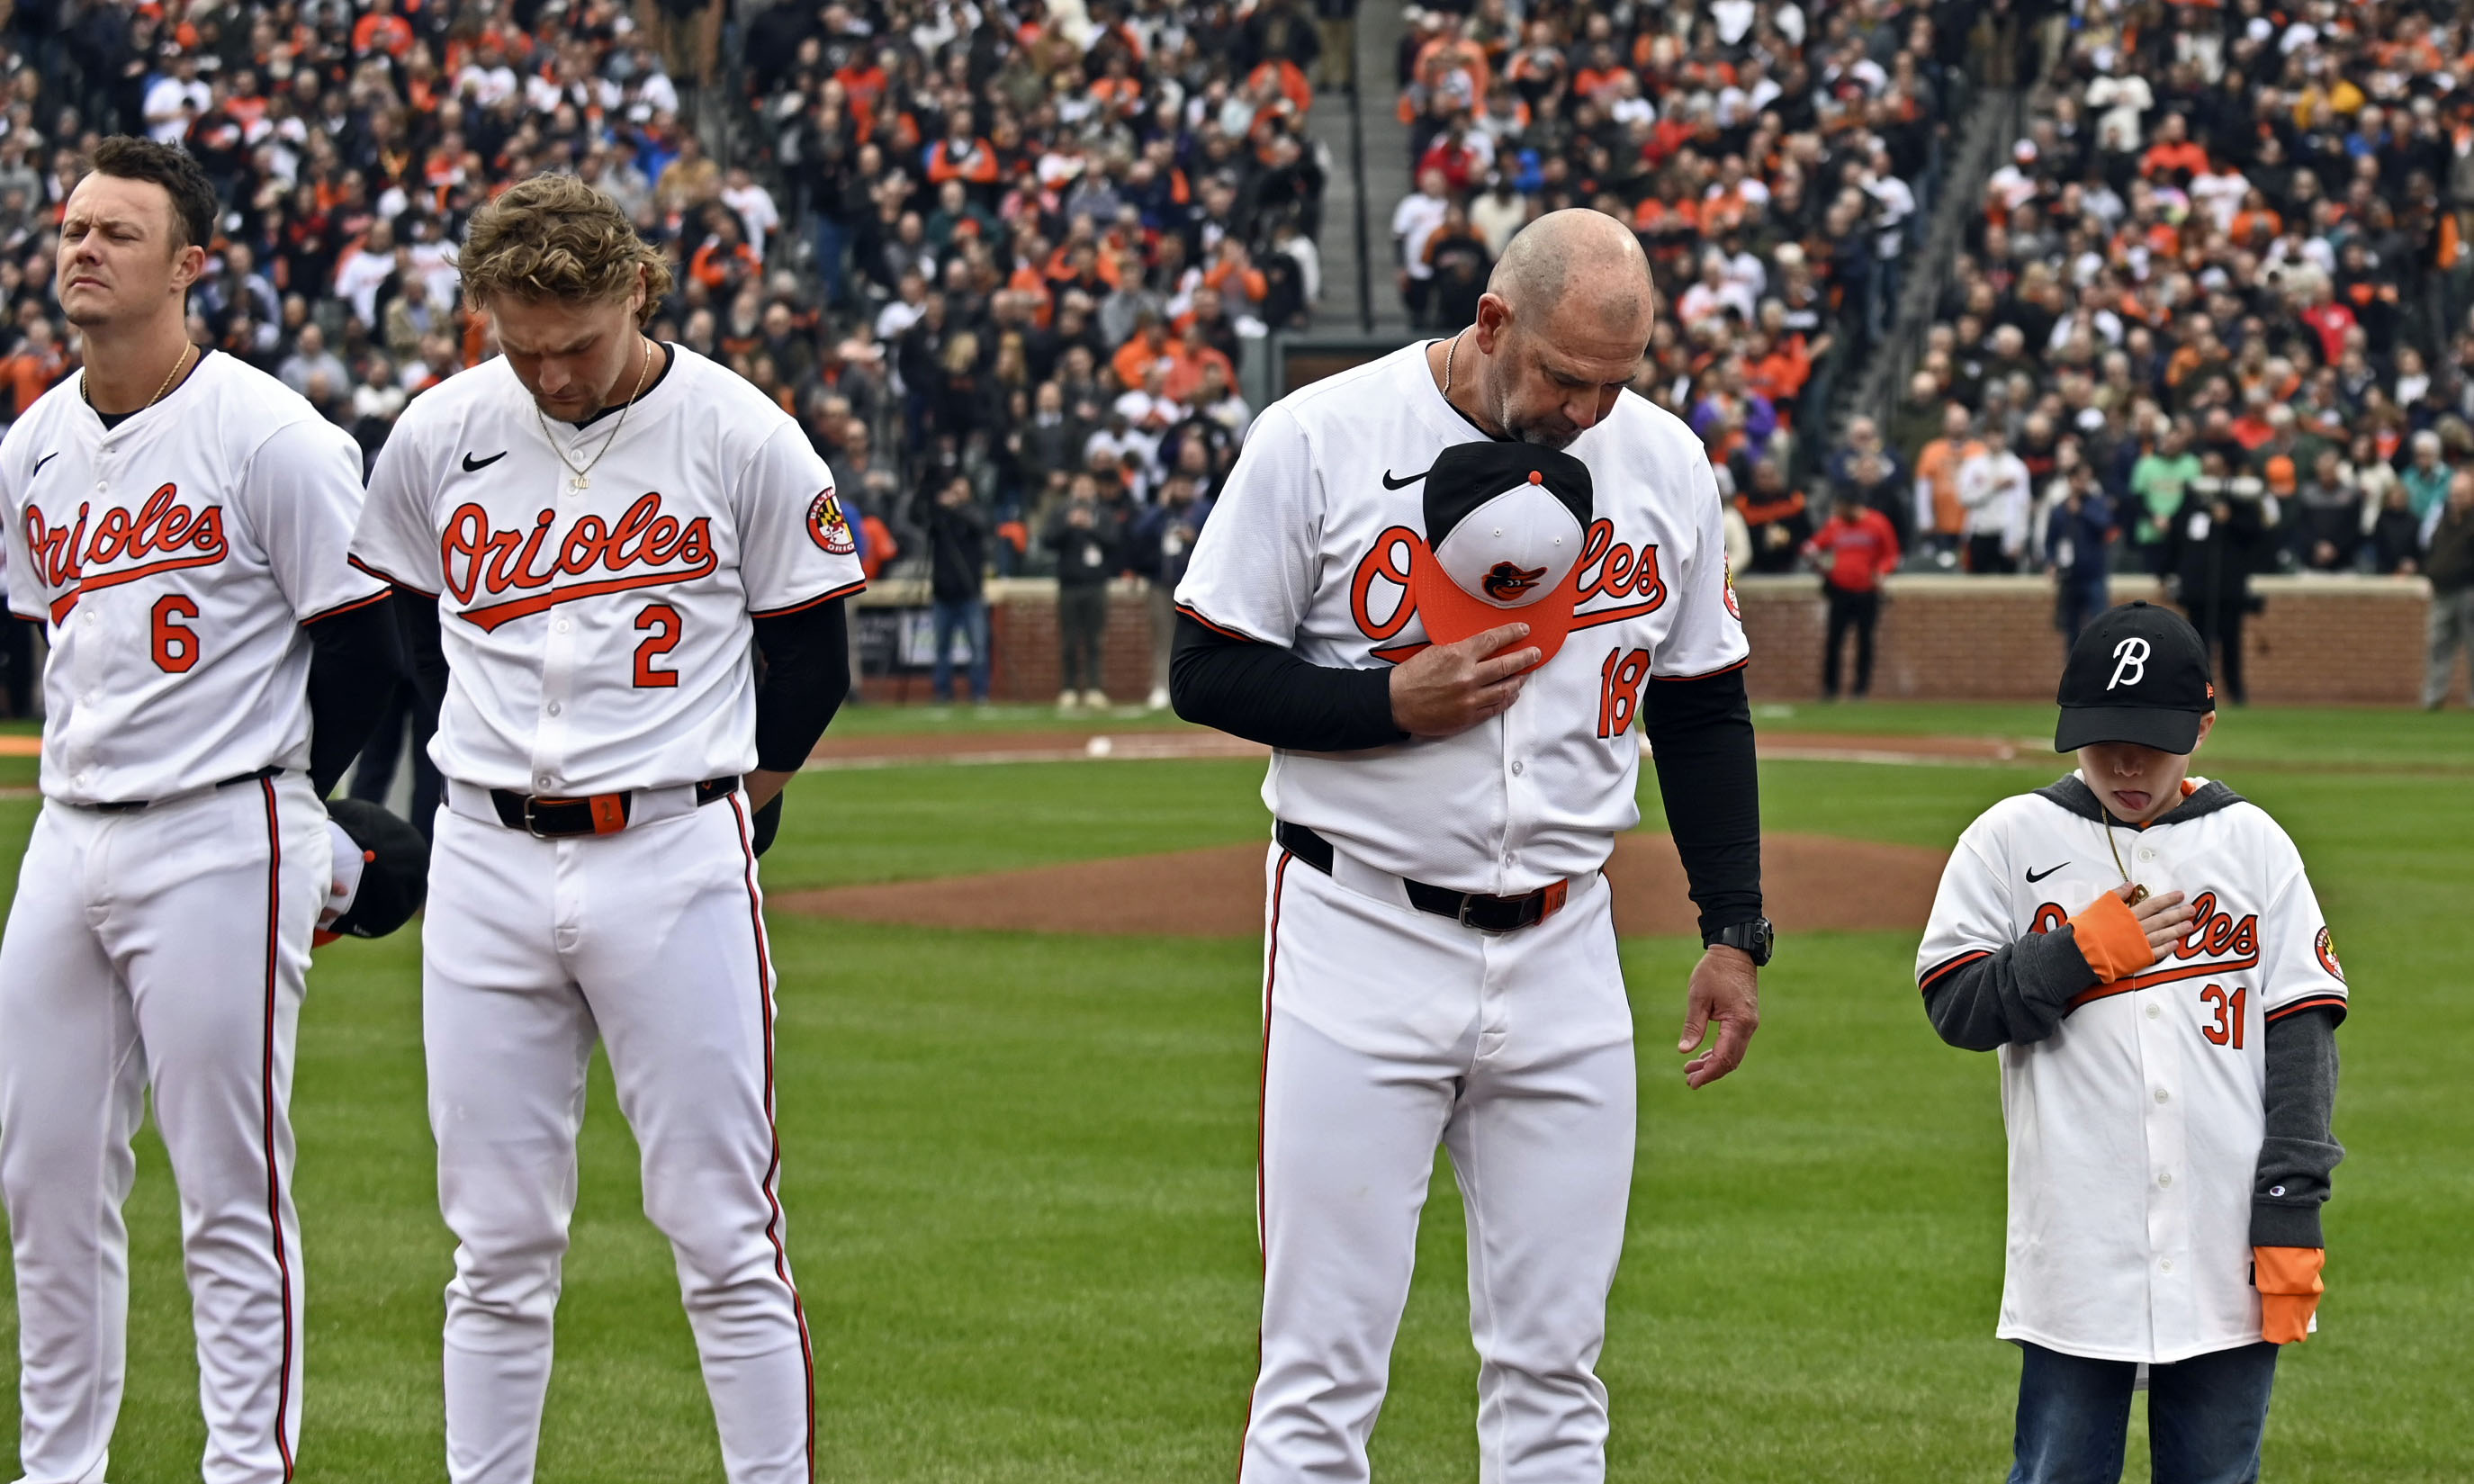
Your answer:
[1044,473,1119,709]
[1129,472,1213,710]
[926,473,991,705]
[2164,469,2264,705]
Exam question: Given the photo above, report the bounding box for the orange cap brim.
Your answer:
[1407,535,1584,672]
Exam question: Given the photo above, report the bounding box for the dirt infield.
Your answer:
[771,830,1947,938]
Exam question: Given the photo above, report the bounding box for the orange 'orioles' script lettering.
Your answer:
[25,482,230,623]
[444,492,717,632]
[1347,517,1669,658]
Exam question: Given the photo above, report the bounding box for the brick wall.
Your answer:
[856,575,2461,706]
[856,579,1165,704]
[1736,574,2458,706]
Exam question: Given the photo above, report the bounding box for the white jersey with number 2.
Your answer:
[350,344,865,796]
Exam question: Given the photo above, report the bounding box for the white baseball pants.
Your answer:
[423,793,814,1484]
[0,773,326,1484]
[1242,846,1638,1484]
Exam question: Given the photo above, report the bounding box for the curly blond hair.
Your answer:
[458,174,673,324]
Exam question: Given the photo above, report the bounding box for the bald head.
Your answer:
[1487,209,1654,335]
[1456,210,1656,449]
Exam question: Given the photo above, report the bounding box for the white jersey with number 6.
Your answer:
[1173,341,1749,894]
[350,344,865,796]
[0,350,383,805]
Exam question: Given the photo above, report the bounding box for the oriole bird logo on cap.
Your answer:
[1482,562,1549,601]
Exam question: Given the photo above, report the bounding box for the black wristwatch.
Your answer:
[1707,918,1775,967]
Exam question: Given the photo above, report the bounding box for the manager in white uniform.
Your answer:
[1173,209,1771,1481]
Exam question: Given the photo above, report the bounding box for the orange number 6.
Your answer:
[150,594,200,673]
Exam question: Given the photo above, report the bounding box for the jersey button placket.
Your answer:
[529,479,589,791]
[2140,993,2195,1353]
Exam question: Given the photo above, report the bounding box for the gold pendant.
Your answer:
[2126,884,2149,906]
[571,472,589,490]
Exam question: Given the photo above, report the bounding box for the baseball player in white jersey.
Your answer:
[1172,210,1770,1481]
[348,176,862,1484]
[0,139,402,1484]
[1917,602,2345,1483]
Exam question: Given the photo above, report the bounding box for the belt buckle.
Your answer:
[519,796,556,839]
[1457,894,1506,935]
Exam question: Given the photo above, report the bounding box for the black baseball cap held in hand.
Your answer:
[1407,440,1596,667]
[2054,601,2217,754]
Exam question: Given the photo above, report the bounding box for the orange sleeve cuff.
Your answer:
[2254,1245,2326,1297]
[2068,890,2156,985]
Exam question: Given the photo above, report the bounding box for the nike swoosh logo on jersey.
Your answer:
[31,451,59,479]
[462,450,509,472]
[1381,467,1431,489]
[2025,862,2069,883]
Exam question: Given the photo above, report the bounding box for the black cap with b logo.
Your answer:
[2054,601,2216,754]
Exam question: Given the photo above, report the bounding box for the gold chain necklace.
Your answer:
[535,337,653,490]
[2101,822,2149,905]
[82,342,193,415]
[1442,328,1467,397]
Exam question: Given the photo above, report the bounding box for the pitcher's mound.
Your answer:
[772,832,1947,938]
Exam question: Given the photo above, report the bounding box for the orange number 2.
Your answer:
[634,603,682,688]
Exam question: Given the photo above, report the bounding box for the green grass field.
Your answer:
[0,702,2466,1480]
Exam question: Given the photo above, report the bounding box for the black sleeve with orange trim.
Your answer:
[1168,611,1406,752]
[752,596,850,773]
[305,590,403,797]
[1919,929,2101,1051]
[2254,1005,2343,1247]
[1639,665,1763,944]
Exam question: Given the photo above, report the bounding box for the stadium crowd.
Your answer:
[0,0,1335,710]
[1387,0,2020,519]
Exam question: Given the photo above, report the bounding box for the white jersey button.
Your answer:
[2154,1087,2171,1103]
[555,619,572,634]
[2157,1172,2173,1187]
[1511,760,1525,776]
[545,702,562,716]
[2137,847,2156,862]
[2161,1257,2175,1273]
[2146,1003,2161,1019]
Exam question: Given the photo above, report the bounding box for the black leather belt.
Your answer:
[490,776,739,838]
[1275,821,1570,933]
[88,765,283,814]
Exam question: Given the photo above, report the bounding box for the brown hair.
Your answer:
[457,174,672,324]
[86,135,218,253]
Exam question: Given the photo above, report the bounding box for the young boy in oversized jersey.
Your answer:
[1915,602,2346,1484]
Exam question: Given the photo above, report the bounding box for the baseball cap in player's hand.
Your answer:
[1408,441,1596,667]
[2054,601,2216,754]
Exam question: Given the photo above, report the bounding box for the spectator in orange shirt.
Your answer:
[1913,404,1983,566]
[1162,319,1234,406]
[2139,113,2210,180]
[351,0,415,58]
[1111,312,1175,392]
[0,317,68,421]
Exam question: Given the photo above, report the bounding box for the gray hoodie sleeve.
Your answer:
[2252,1005,2344,1247]
[1919,926,2103,1052]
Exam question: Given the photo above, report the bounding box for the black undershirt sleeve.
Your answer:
[1168,614,1407,751]
[304,594,404,797]
[394,586,449,715]
[751,598,851,773]
[1639,666,1763,943]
